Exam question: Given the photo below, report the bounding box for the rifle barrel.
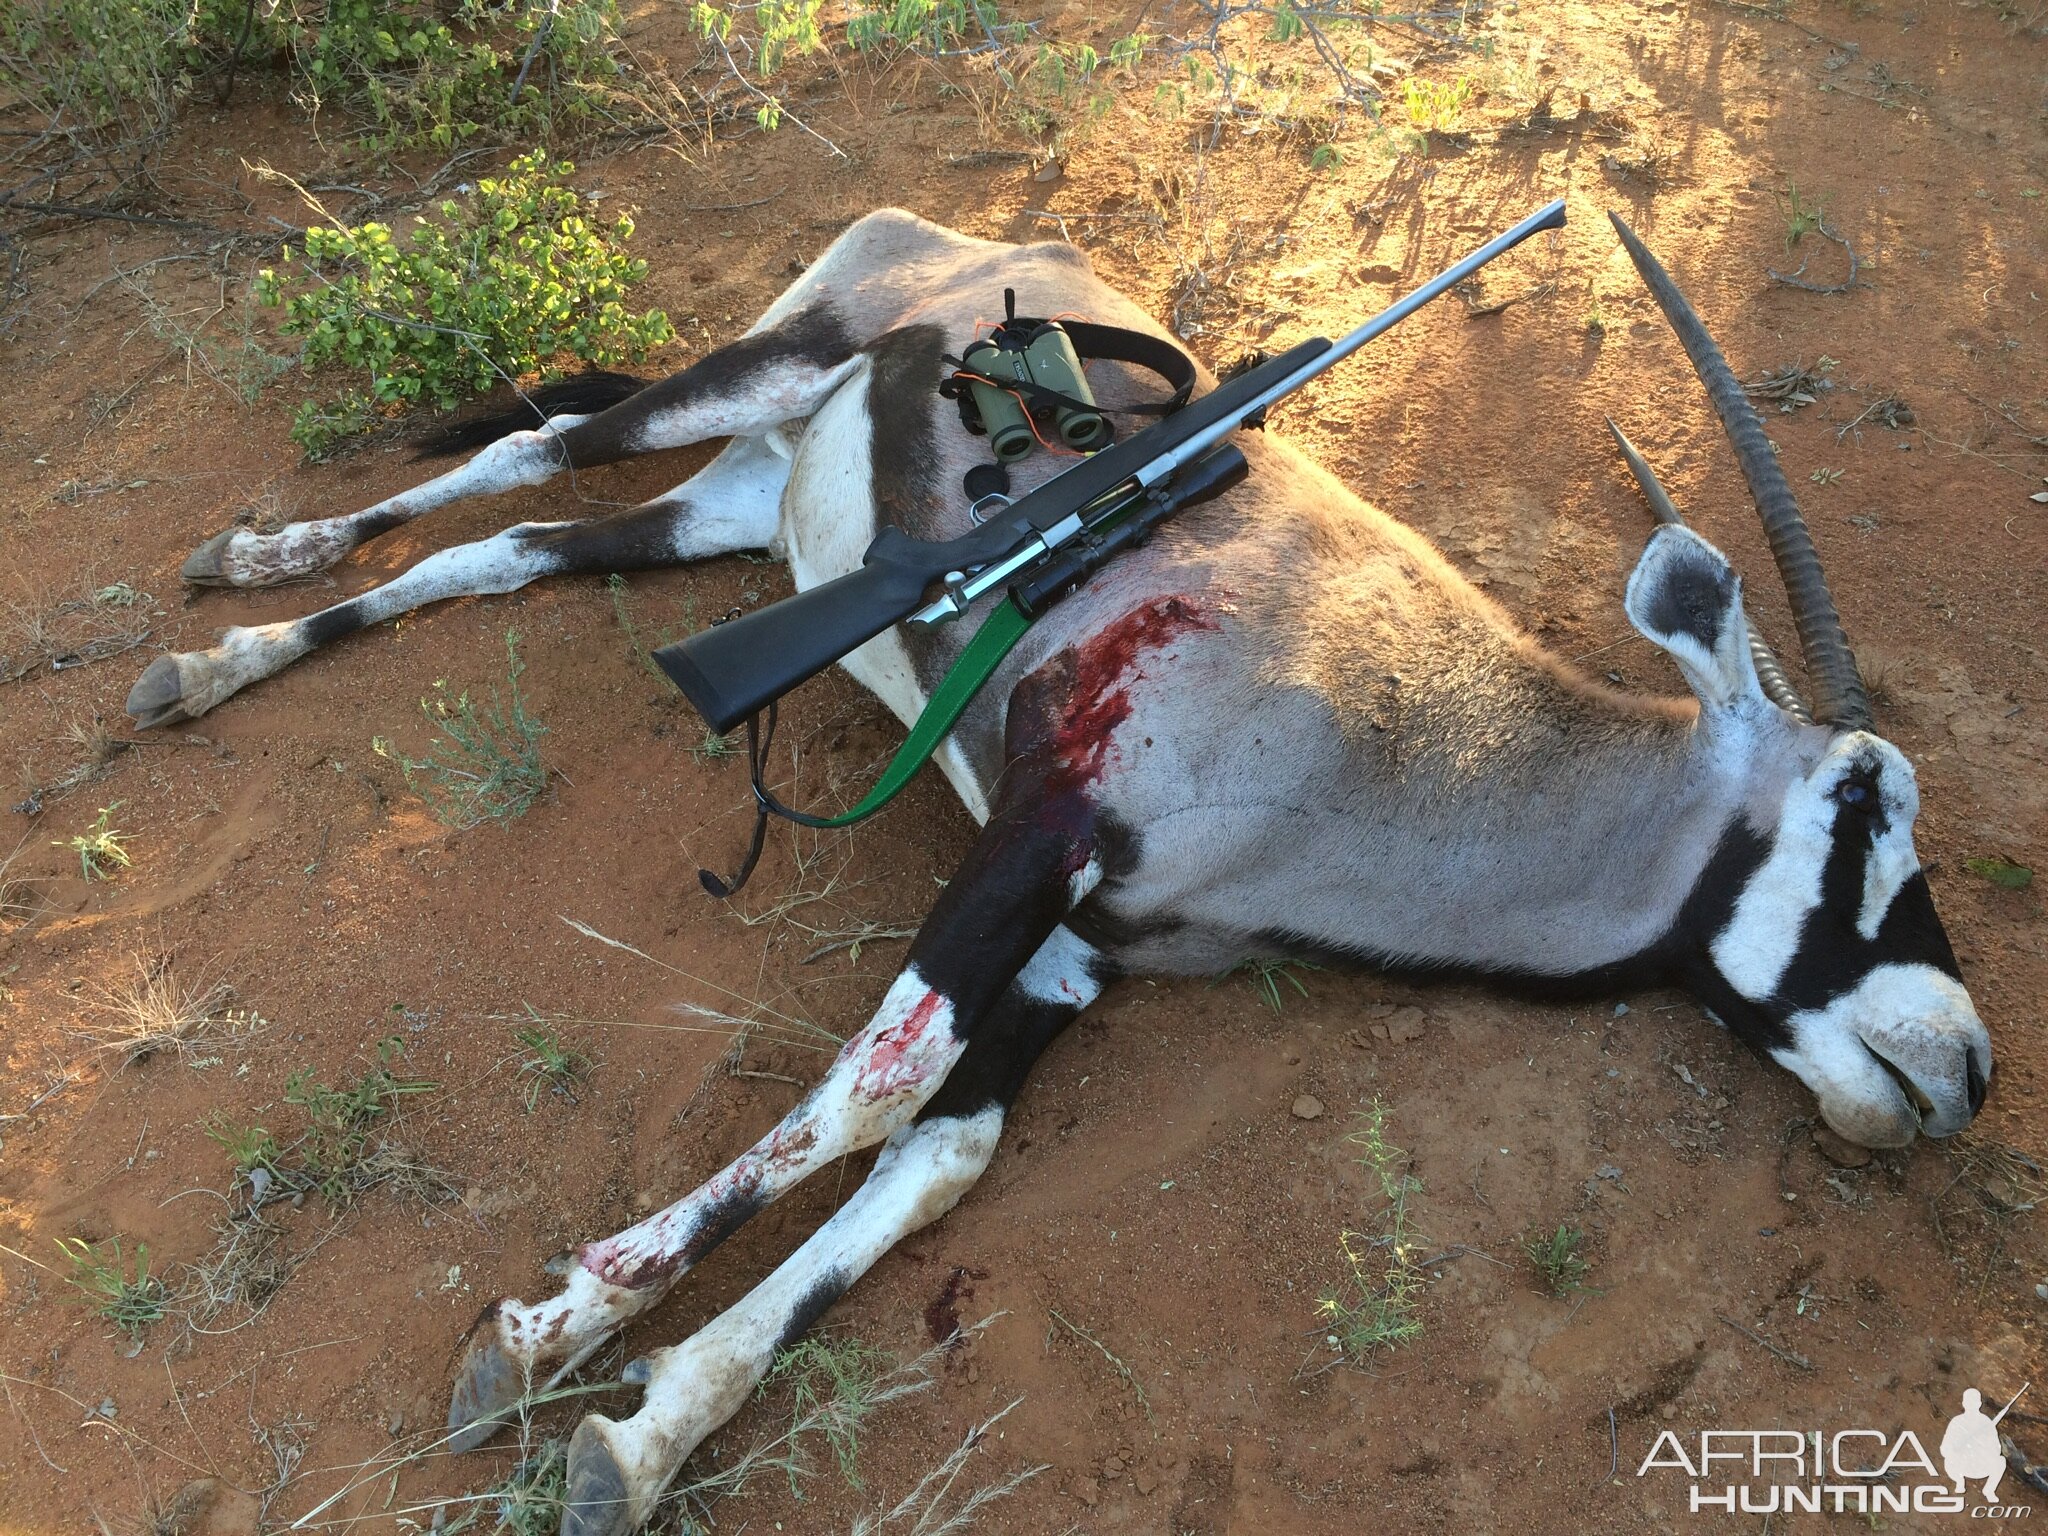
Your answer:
[1137,196,1568,487]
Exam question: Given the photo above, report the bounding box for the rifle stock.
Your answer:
[657,539,937,735]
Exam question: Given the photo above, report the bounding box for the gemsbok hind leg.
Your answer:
[445,806,1109,1497]
[555,925,1107,1536]
[128,431,790,728]
[177,307,860,589]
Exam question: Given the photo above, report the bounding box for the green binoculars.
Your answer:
[961,322,1104,460]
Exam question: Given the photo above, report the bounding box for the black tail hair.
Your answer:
[414,369,651,459]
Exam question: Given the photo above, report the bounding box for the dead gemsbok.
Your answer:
[128,209,1991,1534]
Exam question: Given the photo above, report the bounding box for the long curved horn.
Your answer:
[1607,212,1871,731]
[1605,418,1814,723]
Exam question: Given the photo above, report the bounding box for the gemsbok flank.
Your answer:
[128,209,1992,1534]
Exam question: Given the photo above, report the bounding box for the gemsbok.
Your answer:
[126,208,1992,1534]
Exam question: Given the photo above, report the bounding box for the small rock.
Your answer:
[1073,1477,1099,1508]
[1596,1164,1625,1182]
[631,1189,656,1213]
[1659,1402,1677,1421]
[1371,1024,1390,1041]
[1613,1003,1630,1017]
[1134,1463,1160,1495]
[387,1407,406,1434]
[1281,1047,1302,1065]
[2034,1282,2048,1301]
[1811,1128,1871,1169]
[1386,1006,1427,1044]
[967,1362,979,1384]
[1359,263,1401,284]
[96,1397,117,1419]
[1034,158,1064,183]
[1291,1095,1325,1121]
[1103,1454,1125,1475]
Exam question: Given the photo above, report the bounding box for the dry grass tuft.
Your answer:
[1,835,45,930]
[75,953,241,1068]
[179,1212,296,1337]
[0,578,156,684]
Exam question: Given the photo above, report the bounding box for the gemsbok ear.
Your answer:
[1624,525,1766,712]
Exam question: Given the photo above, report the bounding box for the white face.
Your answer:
[1709,732,1991,1147]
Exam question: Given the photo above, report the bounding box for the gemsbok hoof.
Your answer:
[125,653,212,729]
[562,1416,642,1536]
[179,528,253,587]
[445,1311,530,1453]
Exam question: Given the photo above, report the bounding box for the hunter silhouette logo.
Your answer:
[1943,1385,2027,1503]
[1637,1381,2034,1518]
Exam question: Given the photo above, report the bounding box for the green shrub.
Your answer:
[0,0,205,142]
[0,0,632,153]
[257,152,672,456]
[286,0,632,151]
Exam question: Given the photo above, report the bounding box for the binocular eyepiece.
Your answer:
[961,322,1105,460]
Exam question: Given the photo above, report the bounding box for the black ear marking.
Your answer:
[1639,549,1736,652]
[1624,525,1764,712]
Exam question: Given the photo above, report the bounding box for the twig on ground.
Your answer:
[1767,220,1860,293]
[1716,1311,1815,1372]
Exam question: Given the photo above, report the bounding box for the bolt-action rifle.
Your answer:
[656,198,1568,738]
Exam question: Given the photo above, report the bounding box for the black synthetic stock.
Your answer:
[659,553,935,734]
[655,338,1330,732]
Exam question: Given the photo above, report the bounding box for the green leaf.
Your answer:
[1963,856,2034,891]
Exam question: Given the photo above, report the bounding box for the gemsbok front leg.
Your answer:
[176,307,859,589]
[127,432,789,728]
[447,778,1111,1460]
[556,923,1108,1536]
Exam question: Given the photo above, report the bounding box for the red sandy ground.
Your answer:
[1,2,2044,1532]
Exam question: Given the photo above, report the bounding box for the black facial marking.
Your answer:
[1831,763,1887,833]
[1643,547,1735,652]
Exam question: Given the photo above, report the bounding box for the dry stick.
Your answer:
[1049,1308,1153,1420]
[1767,221,1860,294]
[509,2,561,106]
[1833,394,1908,444]
[1715,1312,1816,1372]
[2,199,219,231]
[217,0,261,108]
